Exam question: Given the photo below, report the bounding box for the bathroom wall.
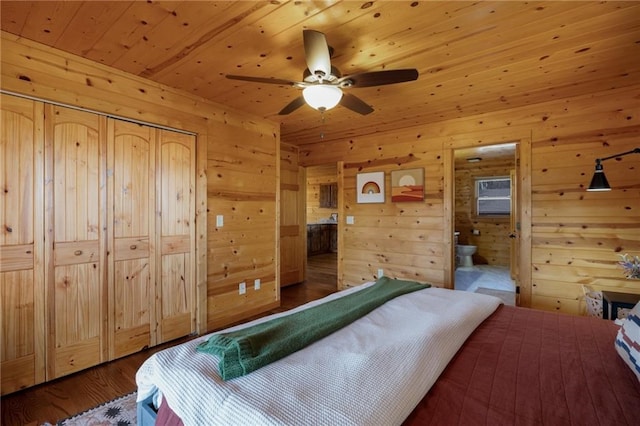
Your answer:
[455,157,515,267]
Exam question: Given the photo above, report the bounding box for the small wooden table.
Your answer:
[602,291,640,320]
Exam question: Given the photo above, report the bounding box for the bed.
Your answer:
[136,280,640,425]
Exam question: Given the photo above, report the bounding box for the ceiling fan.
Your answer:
[226,30,419,116]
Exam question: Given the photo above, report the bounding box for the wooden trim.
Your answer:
[190,131,198,335]
[33,99,46,386]
[443,148,454,289]
[518,136,533,307]
[337,161,344,289]
[1,89,197,136]
[299,165,307,282]
[106,119,115,360]
[98,114,109,364]
[43,103,55,381]
[275,132,281,302]
[195,133,208,335]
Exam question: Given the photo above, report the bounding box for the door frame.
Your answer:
[444,138,532,307]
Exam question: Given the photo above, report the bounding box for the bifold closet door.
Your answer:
[0,95,45,395]
[45,105,107,379]
[156,130,196,343]
[108,119,156,358]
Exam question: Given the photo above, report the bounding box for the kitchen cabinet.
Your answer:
[319,183,337,208]
[307,224,337,255]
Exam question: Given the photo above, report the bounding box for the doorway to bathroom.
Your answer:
[452,142,520,304]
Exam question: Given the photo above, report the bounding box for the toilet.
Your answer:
[456,245,477,268]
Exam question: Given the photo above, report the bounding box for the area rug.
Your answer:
[52,391,137,426]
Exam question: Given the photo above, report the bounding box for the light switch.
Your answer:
[216,215,224,227]
[239,282,246,295]
[254,279,261,290]
[346,216,355,225]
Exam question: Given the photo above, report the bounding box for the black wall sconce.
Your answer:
[587,147,640,191]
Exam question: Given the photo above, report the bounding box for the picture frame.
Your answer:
[391,168,424,202]
[356,171,385,203]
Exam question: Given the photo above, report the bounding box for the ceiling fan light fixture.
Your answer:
[302,85,343,111]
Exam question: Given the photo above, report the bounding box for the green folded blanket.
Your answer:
[197,276,429,380]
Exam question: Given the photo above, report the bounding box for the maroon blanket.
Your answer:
[154,305,640,425]
[404,305,640,425]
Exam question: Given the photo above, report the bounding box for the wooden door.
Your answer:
[156,130,196,343]
[0,95,45,395]
[107,120,156,358]
[280,144,305,286]
[45,105,107,379]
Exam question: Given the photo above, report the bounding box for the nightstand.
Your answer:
[602,291,640,320]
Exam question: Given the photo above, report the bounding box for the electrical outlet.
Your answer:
[346,215,355,225]
[216,215,224,227]
[254,279,261,290]
[472,229,480,236]
[239,282,246,295]
[377,268,384,278]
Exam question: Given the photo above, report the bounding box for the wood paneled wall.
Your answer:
[300,84,640,314]
[205,121,280,330]
[306,163,338,224]
[455,158,515,267]
[0,32,280,338]
[340,149,446,289]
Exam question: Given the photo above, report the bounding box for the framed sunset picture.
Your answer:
[391,168,424,202]
[356,171,385,203]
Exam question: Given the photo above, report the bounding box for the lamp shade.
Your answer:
[587,164,611,191]
[302,85,343,111]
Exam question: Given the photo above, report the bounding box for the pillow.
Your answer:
[615,300,640,381]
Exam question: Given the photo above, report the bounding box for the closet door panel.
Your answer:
[46,105,106,379]
[108,120,156,359]
[0,271,37,394]
[52,263,101,378]
[0,95,45,395]
[113,258,152,356]
[157,131,196,343]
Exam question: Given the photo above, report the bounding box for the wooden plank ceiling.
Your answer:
[2,1,639,147]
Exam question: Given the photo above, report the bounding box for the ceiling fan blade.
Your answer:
[226,75,298,86]
[339,93,374,115]
[278,96,306,115]
[303,30,332,79]
[339,69,419,88]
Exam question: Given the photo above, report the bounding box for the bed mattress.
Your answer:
[144,294,640,425]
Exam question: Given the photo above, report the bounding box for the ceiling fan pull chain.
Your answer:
[320,113,325,139]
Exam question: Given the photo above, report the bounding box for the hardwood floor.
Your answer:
[0,253,337,426]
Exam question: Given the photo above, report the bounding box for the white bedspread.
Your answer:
[136,285,501,426]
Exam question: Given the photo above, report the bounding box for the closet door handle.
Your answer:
[74,250,83,256]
